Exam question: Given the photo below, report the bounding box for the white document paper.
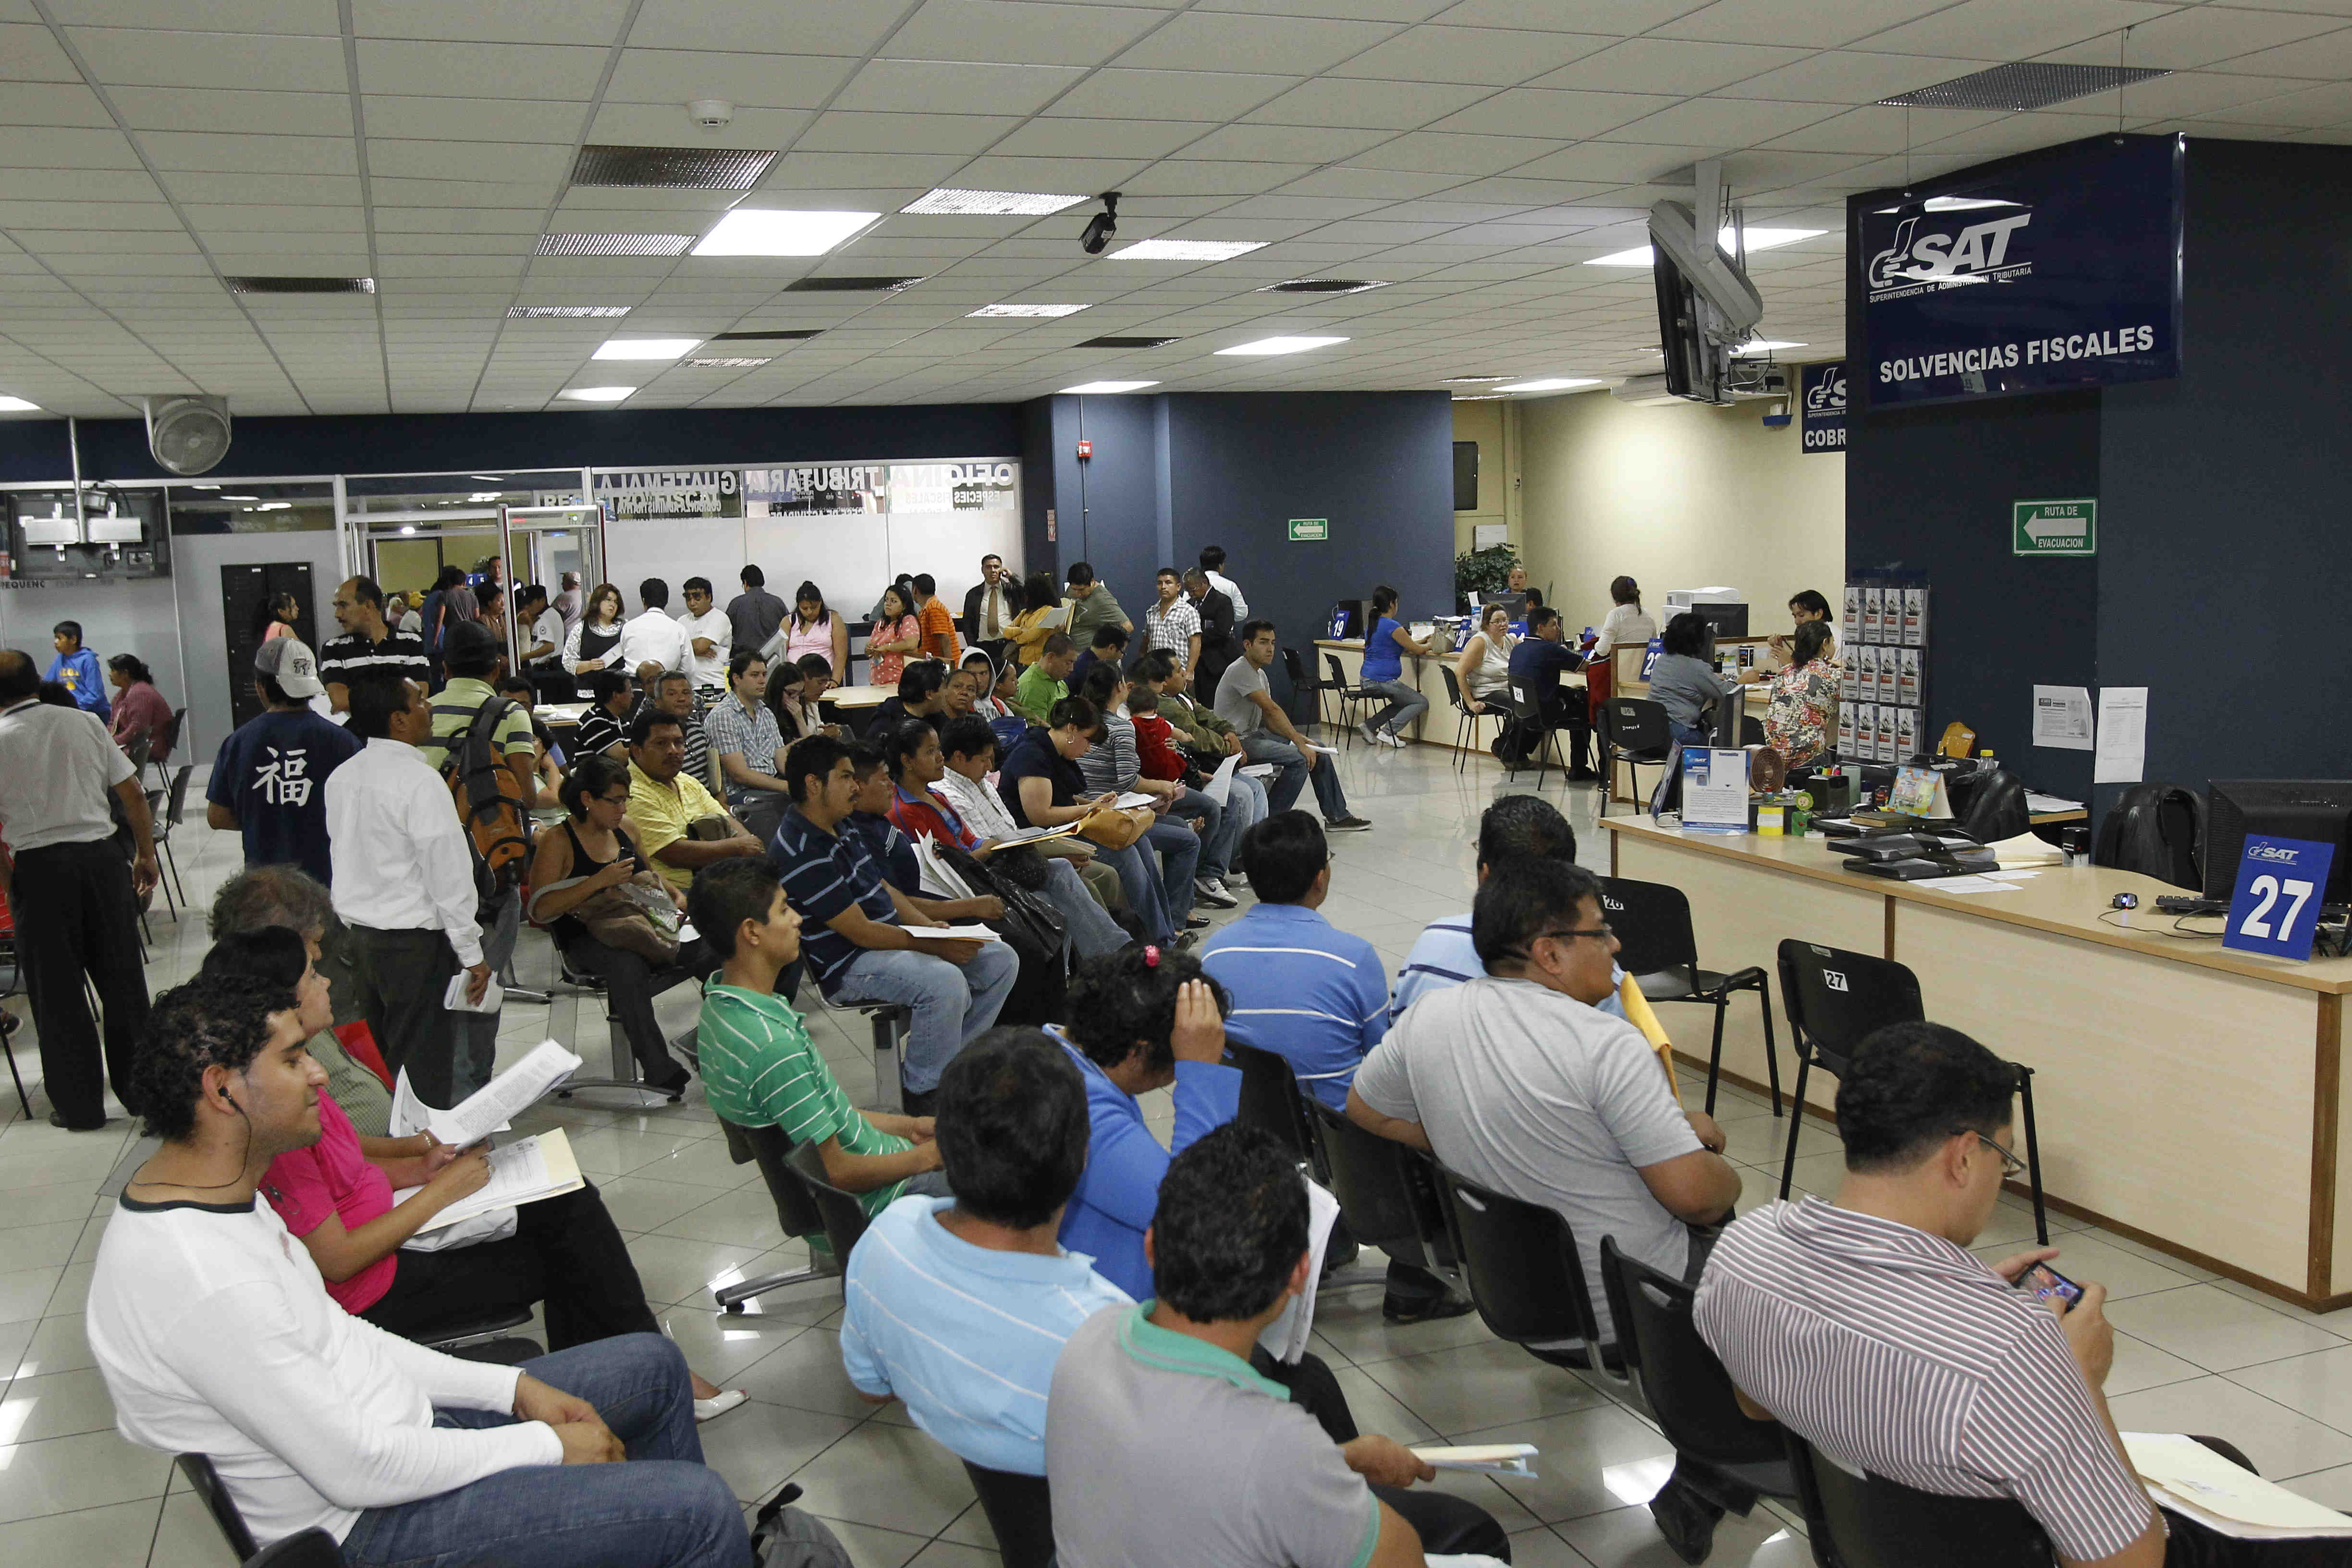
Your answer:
[1412,1445,1539,1478]
[2123,1432,2352,1538]
[903,923,1001,942]
[1680,747,1751,833]
[2032,685,2095,751]
[395,1039,583,1148]
[1240,763,1277,779]
[1920,875,2025,894]
[441,970,504,1015]
[1199,751,1243,806]
[1258,1179,1341,1365]
[1111,791,1157,809]
[1307,743,1340,756]
[397,1129,587,1234]
[2025,791,2085,814]
[2094,686,2149,784]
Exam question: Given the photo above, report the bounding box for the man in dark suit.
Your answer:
[960,553,1024,670]
[1184,567,1238,699]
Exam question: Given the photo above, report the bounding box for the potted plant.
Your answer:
[1454,543,1519,613]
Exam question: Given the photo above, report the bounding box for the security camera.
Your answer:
[1080,191,1120,256]
[687,98,734,130]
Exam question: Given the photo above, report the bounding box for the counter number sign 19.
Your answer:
[2013,498,2096,557]
[2223,835,2336,962]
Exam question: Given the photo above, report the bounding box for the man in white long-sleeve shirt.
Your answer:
[89,972,746,1568]
[325,676,490,1108]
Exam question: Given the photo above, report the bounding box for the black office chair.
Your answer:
[1501,680,1568,786]
[1956,767,2030,843]
[145,762,195,917]
[1307,1099,1460,1293]
[1280,645,1319,728]
[1438,663,1483,772]
[1784,1432,2058,1568]
[961,1462,1057,1568]
[786,1138,876,1266]
[1432,1163,1617,1373]
[1323,651,1379,745]
[714,1116,841,1312]
[1598,1238,1795,1506]
[178,1452,261,1561]
[1600,876,1779,1117]
[797,989,915,1114]
[1596,698,1673,818]
[1776,940,2047,1245]
[149,705,186,791]
[414,1306,542,1366]
[248,1529,346,1567]
[0,910,29,1118]
[1226,1039,1323,1175]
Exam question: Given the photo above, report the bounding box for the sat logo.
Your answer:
[1804,365,1846,416]
[1867,211,2034,298]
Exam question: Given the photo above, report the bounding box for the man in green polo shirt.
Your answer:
[1014,633,1078,725]
[1062,560,1130,646]
[689,858,947,1225]
[1044,1124,1507,1568]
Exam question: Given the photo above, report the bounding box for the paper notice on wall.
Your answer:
[2094,687,2148,784]
[2031,685,2095,750]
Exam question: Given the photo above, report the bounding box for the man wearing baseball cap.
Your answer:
[206,637,362,888]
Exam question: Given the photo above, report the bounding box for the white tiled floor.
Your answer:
[4,739,2347,1564]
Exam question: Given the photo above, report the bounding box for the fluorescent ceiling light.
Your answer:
[903,188,1086,216]
[559,386,635,402]
[593,337,700,360]
[1870,196,2025,214]
[1585,228,1825,266]
[1495,377,1602,392]
[1215,336,1348,356]
[686,357,772,368]
[691,208,878,257]
[399,525,416,535]
[1441,376,1507,383]
[0,395,40,411]
[1110,239,1267,261]
[470,475,505,483]
[968,303,1090,318]
[1733,341,1806,356]
[1060,380,1159,394]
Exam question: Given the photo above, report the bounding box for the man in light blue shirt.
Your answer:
[840,1028,1129,1477]
[1393,794,1627,1025]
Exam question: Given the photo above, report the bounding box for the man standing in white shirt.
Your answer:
[0,650,160,1129]
[615,577,690,686]
[89,972,750,1568]
[1199,543,1249,621]
[674,576,732,710]
[325,676,490,1109]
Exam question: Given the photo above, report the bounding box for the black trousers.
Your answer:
[559,934,719,1089]
[343,924,462,1106]
[359,1183,660,1352]
[12,838,149,1125]
[1254,1347,1513,1561]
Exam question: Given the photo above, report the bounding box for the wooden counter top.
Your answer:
[1602,813,2352,994]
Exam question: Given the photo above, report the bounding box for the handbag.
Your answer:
[531,870,682,965]
[749,1482,852,1568]
[1077,803,1148,851]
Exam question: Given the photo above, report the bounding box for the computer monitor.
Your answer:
[2204,780,2352,905]
[1689,601,1748,638]
[1471,590,1527,621]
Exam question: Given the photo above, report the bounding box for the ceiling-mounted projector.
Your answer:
[1646,161,1768,406]
[143,395,232,476]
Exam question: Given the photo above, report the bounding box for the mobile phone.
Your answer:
[2017,1262,2082,1313]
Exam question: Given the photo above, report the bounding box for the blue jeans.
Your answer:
[1093,839,1176,943]
[1166,786,1244,883]
[339,1334,747,1568]
[1188,772,1264,879]
[1364,677,1428,738]
[1241,733,1351,821]
[1040,856,1130,958]
[832,938,1019,1092]
[1142,814,1201,923]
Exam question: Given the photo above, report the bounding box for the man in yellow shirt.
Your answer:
[623,708,766,889]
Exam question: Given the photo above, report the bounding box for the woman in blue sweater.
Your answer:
[1050,946,1240,1299]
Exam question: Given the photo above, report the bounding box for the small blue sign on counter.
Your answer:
[2222,835,2337,962]
[1642,637,1663,681]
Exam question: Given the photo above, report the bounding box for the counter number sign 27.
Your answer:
[2223,835,2336,962]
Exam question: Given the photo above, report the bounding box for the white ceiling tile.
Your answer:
[973,118,1196,160]
[12,228,199,253]
[1113,12,1401,74]
[2042,7,2349,69]
[1347,131,1555,174]
[2092,70,2320,119]
[367,175,556,208]
[1330,24,1612,84]
[1170,123,1394,162]
[625,0,899,55]
[0,126,142,169]
[2205,26,2352,77]
[832,59,1089,116]
[160,170,355,204]
[1503,141,1717,182]
[0,167,162,201]
[357,39,611,99]
[1120,158,1317,194]
[1914,109,2122,156]
[1277,165,1470,199]
[884,0,1168,66]
[66,26,348,89]
[797,110,1030,156]
[1430,88,1679,138]
[1041,68,1298,121]
[1596,97,1839,147]
[361,95,587,142]
[1242,76,1492,132]
[367,140,575,182]
[760,150,969,188]
[585,102,813,148]
[1427,0,1711,33]
[1756,104,2002,155]
[0,81,113,127]
[1531,37,1812,95]
[2188,80,2352,127]
[352,0,634,45]
[1853,0,2177,62]
[1657,0,1952,49]
[604,47,858,109]
[45,0,338,29]
[943,155,1154,193]
[139,132,359,175]
[370,208,539,233]
[1715,49,2004,105]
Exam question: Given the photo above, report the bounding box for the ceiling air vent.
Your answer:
[710,329,824,342]
[225,276,375,294]
[1880,62,2169,112]
[536,233,694,257]
[686,357,772,368]
[507,305,632,318]
[570,144,777,190]
[1076,335,1179,348]
[1258,279,1387,295]
[781,276,925,293]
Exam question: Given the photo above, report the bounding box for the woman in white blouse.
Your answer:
[1590,575,1657,662]
[1451,603,1516,717]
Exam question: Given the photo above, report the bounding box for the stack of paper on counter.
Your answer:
[390,1039,584,1145]
[2123,1433,2352,1539]
[1984,832,2066,869]
[395,1128,584,1233]
[1257,1180,1341,1365]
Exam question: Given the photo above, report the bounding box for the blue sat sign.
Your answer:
[2222,836,2337,962]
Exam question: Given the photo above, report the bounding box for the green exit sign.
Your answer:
[2013,498,2095,556]
[1287,517,1328,542]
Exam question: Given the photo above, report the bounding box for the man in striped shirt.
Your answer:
[840,1028,1128,1476]
[689,859,948,1222]
[1696,1022,2197,1568]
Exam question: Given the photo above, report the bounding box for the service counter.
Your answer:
[1314,637,1552,753]
[1602,813,2352,1307]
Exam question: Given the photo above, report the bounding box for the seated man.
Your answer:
[1066,622,1129,694]
[624,708,766,891]
[88,974,746,1568]
[692,858,949,1218]
[706,648,791,842]
[931,711,1128,919]
[862,659,949,741]
[1014,632,1077,724]
[573,670,634,759]
[1504,605,1593,778]
[1391,795,1626,1024]
[840,1028,1131,1476]
[1350,858,1736,1553]
[771,733,1017,1112]
[1696,1023,2300,1568]
[1046,1123,1509,1568]
[1139,648,1271,880]
[1214,618,1372,833]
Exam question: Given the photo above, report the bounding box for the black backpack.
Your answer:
[2095,784,2205,891]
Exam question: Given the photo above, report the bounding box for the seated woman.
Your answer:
[526,754,719,1095]
[934,712,1129,923]
[106,653,174,761]
[772,651,843,743]
[999,696,1178,944]
[1764,616,1840,769]
[1451,602,1516,721]
[1649,610,1762,751]
[1048,947,1240,1299]
[202,926,745,1419]
[1076,662,1220,921]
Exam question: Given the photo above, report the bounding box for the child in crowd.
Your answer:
[1127,685,1188,785]
[47,619,110,720]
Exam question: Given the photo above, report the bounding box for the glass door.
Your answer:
[498,504,606,675]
